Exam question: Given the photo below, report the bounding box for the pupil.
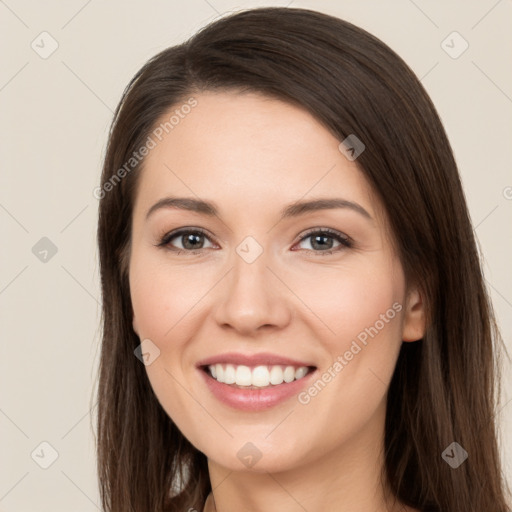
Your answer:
[313,235,332,250]
[180,233,334,251]
[184,233,202,250]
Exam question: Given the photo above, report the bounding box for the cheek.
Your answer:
[129,254,210,342]
[289,262,405,412]
[288,262,405,436]
[129,254,207,434]
[288,261,404,347]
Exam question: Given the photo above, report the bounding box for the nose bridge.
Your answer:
[233,236,270,289]
[212,234,291,333]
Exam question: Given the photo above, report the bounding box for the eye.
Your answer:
[156,228,216,254]
[293,228,353,255]
[155,227,353,256]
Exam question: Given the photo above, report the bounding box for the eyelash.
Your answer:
[155,227,353,256]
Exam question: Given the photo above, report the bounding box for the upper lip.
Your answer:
[196,352,316,368]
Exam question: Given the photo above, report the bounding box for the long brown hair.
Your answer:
[94,7,510,511]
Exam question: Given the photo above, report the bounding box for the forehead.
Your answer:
[133,91,378,219]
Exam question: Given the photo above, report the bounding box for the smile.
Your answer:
[204,363,313,388]
[198,364,318,411]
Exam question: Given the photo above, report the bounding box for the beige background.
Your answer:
[1,0,511,510]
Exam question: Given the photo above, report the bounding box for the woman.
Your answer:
[95,6,510,512]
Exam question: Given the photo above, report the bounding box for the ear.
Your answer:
[402,287,426,342]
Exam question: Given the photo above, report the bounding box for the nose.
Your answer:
[212,246,292,336]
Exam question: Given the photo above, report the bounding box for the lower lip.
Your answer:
[198,367,317,411]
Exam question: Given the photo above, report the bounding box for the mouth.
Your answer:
[196,352,318,410]
[197,362,318,411]
[200,363,317,389]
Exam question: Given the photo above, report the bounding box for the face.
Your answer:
[128,91,425,473]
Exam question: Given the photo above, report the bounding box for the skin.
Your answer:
[129,91,425,512]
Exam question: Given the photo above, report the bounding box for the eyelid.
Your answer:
[291,227,353,254]
[294,226,352,245]
[156,226,353,254]
[156,227,216,249]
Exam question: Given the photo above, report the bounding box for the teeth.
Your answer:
[235,365,252,386]
[207,364,311,388]
[252,366,269,387]
[224,364,235,384]
[295,366,308,379]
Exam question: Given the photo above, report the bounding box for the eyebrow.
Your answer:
[145,196,372,221]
